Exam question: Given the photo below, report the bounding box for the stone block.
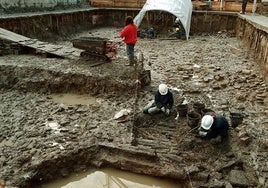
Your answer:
[229,170,249,187]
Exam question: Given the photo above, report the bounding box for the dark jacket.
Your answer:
[206,113,229,138]
[154,89,174,110]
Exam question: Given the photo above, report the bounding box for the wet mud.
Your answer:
[0,27,267,187]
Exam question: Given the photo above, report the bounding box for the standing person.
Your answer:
[198,112,229,143]
[143,84,174,116]
[240,0,249,14]
[119,16,138,66]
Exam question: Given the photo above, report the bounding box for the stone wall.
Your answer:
[259,2,268,16]
[0,9,98,40]
[236,15,268,67]
[191,11,237,33]
[0,9,238,40]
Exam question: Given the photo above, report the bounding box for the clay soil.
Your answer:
[0,27,268,187]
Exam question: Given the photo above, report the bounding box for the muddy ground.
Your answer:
[0,27,268,187]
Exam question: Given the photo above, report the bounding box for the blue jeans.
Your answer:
[126,44,135,61]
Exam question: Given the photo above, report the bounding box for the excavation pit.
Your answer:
[1,6,268,188]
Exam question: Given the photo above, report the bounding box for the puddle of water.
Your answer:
[51,93,98,105]
[39,168,183,188]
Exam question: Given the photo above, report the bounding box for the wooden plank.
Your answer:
[90,0,146,8]
[0,27,83,60]
[90,0,114,7]
[72,37,106,54]
[225,2,254,12]
[114,0,140,8]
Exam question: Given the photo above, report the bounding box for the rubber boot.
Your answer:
[148,106,160,114]
[143,100,154,114]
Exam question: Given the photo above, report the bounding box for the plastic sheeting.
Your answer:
[134,0,192,40]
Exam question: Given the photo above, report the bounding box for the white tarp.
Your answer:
[134,0,192,40]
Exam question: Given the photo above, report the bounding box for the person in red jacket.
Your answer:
[119,16,138,66]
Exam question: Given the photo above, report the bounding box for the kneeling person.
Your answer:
[199,112,229,142]
[143,84,174,116]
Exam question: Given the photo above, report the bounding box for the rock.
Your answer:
[239,136,251,146]
[214,75,223,81]
[184,165,200,174]
[212,84,221,90]
[210,179,224,188]
[193,172,209,181]
[258,138,268,149]
[215,160,237,172]
[225,151,235,158]
[225,181,233,188]
[229,170,249,187]
[242,70,251,75]
[258,177,265,186]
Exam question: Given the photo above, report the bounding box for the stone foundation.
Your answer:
[236,14,268,67]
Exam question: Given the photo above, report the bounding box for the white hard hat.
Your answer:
[159,84,168,95]
[201,115,214,130]
[175,18,179,22]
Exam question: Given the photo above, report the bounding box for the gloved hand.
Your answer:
[199,131,207,137]
[161,107,166,113]
[165,108,170,116]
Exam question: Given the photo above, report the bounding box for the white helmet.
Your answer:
[159,84,168,95]
[201,115,214,130]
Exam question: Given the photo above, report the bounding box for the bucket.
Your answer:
[230,112,244,128]
[177,104,188,117]
[193,102,205,114]
[187,111,201,127]
[201,108,215,116]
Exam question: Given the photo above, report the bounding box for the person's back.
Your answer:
[120,23,137,44]
[154,89,174,110]
[207,113,229,139]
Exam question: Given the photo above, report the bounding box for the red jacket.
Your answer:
[120,24,137,44]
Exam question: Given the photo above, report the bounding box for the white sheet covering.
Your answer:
[134,0,192,40]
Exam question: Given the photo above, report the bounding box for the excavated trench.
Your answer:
[1,33,264,188]
[1,9,268,188]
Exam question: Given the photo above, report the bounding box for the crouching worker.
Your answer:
[199,112,229,143]
[143,84,174,116]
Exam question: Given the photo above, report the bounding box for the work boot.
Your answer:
[148,106,160,114]
[125,61,132,66]
[125,59,136,66]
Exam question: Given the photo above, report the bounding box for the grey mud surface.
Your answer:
[0,27,268,187]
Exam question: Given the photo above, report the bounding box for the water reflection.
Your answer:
[40,168,182,188]
[50,93,98,105]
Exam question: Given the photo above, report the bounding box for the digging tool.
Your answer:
[177,125,200,144]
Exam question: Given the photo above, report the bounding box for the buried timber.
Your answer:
[0,27,267,187]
